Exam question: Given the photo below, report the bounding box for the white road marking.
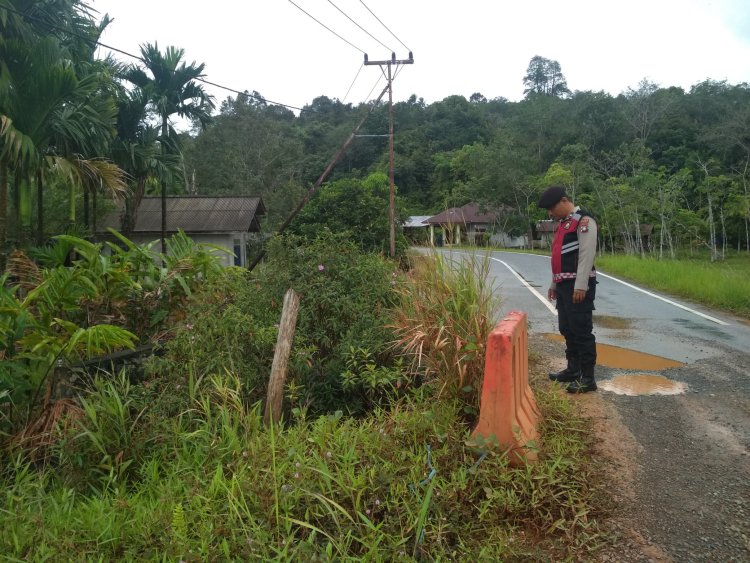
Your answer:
[596,271,729,326]
[489,257,557,315]
[440,249,729,326]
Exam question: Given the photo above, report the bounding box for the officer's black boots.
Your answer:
[548,361,581,383]
[566,365,597,393]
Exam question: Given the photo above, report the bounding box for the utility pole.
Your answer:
[364,52,414,257]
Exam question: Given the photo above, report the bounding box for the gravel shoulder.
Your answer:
[529,334,750,563]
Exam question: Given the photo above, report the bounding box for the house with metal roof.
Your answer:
[536,219,557,248]
[425,203,495,245]
[402,215,432,244]
[97,196,266,267]
[424,202,526,247]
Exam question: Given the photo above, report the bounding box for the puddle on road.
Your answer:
[593,315,633,330]
[599,374,688,396]
[543,334,684,370]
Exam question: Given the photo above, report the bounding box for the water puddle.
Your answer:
[543,334,684,370]
[599,374,688,396]
[593,315,633,330]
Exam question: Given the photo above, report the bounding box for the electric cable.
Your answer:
[2,3,303,111]
[325,0,393,53]
[359,0,411,53]
[342,63,364,103]
[365,74,385,103]
[287,0,366,54]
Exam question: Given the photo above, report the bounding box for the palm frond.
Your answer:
[49,156,128,199]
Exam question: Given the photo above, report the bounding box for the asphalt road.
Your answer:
[438,248,750,363]
[434,248,750,561]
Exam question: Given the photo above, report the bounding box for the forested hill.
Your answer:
[181,78,750,254]
[1,0,747,261]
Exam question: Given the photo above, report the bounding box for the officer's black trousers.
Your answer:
[555,278,597,367]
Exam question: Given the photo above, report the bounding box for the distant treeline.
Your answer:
[2,0,747,261]
[182,73,750,257]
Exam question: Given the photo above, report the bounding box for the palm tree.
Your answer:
[124,43,214,252]
[0,0,126,266]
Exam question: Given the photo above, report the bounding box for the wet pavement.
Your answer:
[432,248,750,561]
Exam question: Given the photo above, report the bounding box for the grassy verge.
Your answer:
[1,244,608,560]
[597,253,750,318]
[0,373,604,561]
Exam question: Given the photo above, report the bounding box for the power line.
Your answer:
[342,63,364,103]
[325,0,393,53]
[3,3,304,111]
[359,0,411,53]
[287,0,365,54]
[365,74,385,102]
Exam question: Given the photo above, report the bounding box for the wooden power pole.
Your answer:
[364,52,414,257]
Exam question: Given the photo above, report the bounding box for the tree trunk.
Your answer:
[36,168,44,245]
[161,116,168,254]
[264,288,300,425]
[19,175,32,246]
[707,194,717,262]
[92,186,97,236]
[83,187,90,232]
[719,207,727,260]
[68,181,76,230]
[0,160,8,271]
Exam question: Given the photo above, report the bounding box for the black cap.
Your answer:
[537,185,567,209]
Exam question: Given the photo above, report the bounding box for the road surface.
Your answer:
[445,249,750,362]
[432,248,750,561]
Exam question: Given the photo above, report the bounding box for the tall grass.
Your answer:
[0,373,605,561]
[597,254,750,317]
[390,252,497,411]
[0,243,609,560]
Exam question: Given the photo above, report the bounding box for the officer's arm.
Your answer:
[574,218,597,291]
[548,280,557,300]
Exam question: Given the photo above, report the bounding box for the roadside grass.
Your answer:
[391,252,496,413]
[597,253,750,318]
[0,243,608,560]
[0,373,605,561]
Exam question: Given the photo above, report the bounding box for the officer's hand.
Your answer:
[573,289,586,304]
[548,288,557,301]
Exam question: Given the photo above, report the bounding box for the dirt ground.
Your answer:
[529,334,750,563]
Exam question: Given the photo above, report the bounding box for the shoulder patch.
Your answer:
[579,217,590,226]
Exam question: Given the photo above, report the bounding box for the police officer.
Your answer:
[538,185,598,393]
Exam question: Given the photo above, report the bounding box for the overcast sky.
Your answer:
[92,0,750,115]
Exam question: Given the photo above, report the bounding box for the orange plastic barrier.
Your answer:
[471,311,540,465]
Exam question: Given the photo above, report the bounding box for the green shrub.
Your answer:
[289,172,409,255]
[150,267,277,407]
[153,231,403,417]
[257,231,402,414]
[0,231,227,437]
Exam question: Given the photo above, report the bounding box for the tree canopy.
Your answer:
[2,25,749,263]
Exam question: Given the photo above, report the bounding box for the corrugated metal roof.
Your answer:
[403,215,431,228]
[98,196,266,234]
[536,220,558,233]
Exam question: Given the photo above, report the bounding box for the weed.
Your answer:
[390,251,497,413]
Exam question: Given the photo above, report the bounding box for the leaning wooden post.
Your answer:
[264,288,300,425]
